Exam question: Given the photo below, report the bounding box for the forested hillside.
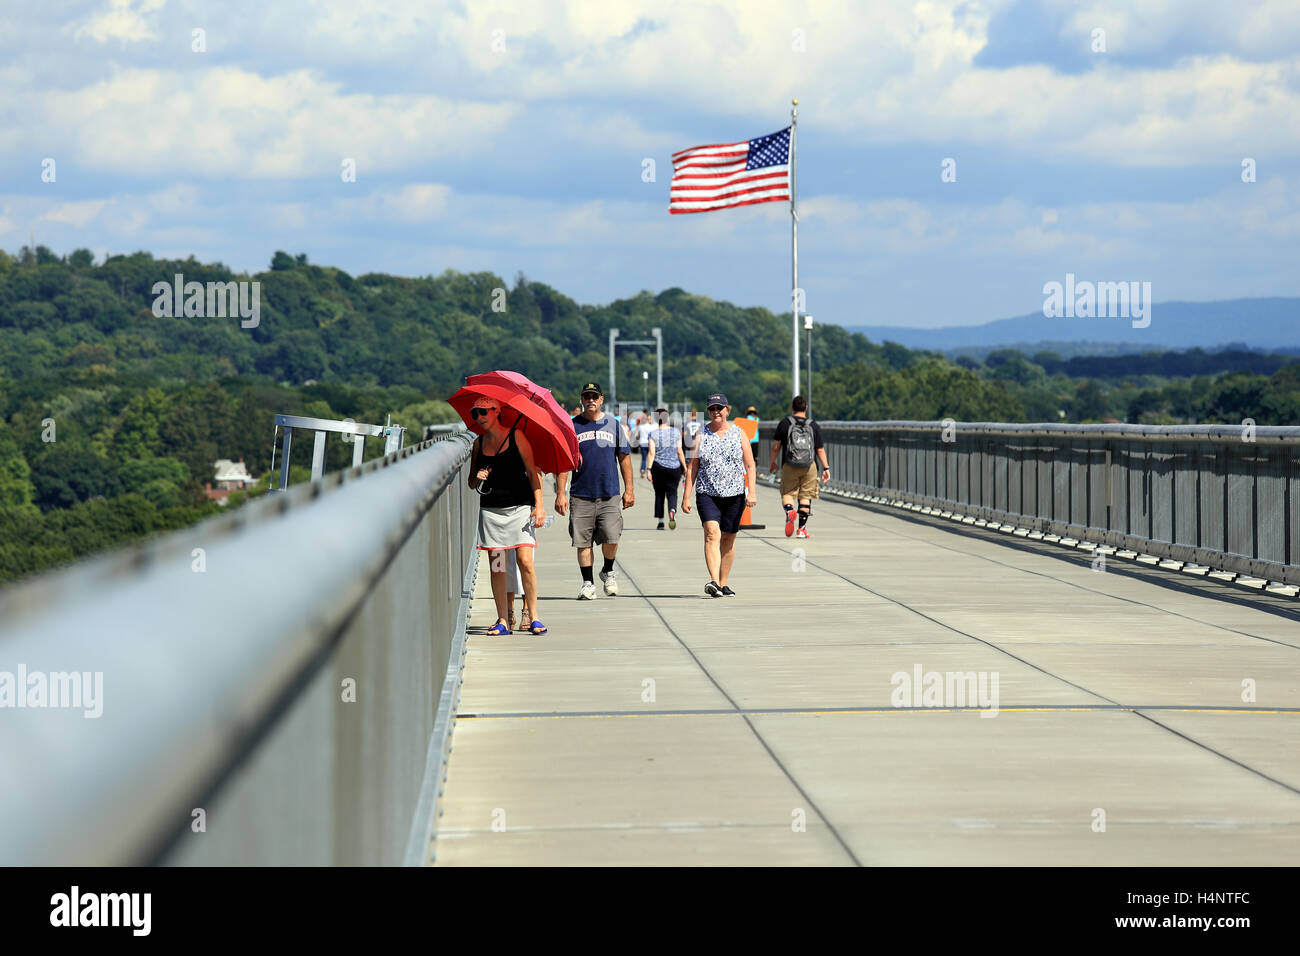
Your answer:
[0,245,935,581]
[0,245,909,409]
[2,245,1297,583]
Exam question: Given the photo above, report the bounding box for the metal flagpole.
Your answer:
[790,98,800,398]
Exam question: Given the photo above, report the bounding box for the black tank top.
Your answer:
[475,430,533,508]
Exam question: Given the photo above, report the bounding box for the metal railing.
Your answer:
[0,423,476,865]
[759,420,1300,586]
[271,413,407,490]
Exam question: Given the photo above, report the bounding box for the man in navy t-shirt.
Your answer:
[555,382,634,600]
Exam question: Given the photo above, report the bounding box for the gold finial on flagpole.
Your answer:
[792,98,798,106]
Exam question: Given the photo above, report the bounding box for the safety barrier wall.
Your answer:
[758,421,1300,586]
[0,425,476,865]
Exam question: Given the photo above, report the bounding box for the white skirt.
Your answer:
[478,503,537,552]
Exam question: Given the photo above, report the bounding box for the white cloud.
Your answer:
[32,173,1277,284]
[359,184,452,224]
[41,199,108,227]
[1058,0,1300,60]
[5,0,1297,185]
[71,0,168,45]
[0,1,1297,324]
[33,67,518,179]
[397,0,1300,165]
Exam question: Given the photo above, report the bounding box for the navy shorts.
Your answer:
[696,492,745,533]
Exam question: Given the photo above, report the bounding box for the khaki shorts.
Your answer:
[569,495,623,548]
[781,463,819,499]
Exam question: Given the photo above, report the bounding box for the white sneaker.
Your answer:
[600,569,618,596]
[579,581,597,600]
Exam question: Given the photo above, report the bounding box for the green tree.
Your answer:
[113,387,169,459]
[394,399,459,435]
[1200,372,1268,423]
[1070,380,1108,421]
[29,444,124,510]
[0,427,39,516]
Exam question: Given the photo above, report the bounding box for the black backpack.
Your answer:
[784,416,816,467]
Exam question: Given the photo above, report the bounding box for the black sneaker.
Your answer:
[704,580,723,597]
[720,585,736,596]
[657,521,665,530]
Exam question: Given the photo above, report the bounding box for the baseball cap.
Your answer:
[580,382,603,396]
[706,392,728,408]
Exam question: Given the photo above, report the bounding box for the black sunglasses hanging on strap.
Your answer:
[473,414,522,497]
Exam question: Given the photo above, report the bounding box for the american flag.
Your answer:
[669,127,791,215]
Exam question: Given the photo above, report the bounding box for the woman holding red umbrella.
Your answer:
[451,370,580,633]
[466,398,548,635]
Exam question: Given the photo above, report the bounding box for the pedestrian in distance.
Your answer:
[613,409,633,447]
[681,407,702,501]
[769,395,830,539]
[744,405,761,449]
[636,413,655,479]
[467,399,548,635]
[645,406,687,530]
[555,382,635,599]
[682,408,703,456]
[682,392,756,597]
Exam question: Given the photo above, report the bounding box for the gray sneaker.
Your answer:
[579,581,597,600]
[600,569,618,596]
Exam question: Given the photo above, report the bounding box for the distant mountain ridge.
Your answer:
[848,298,1300,353]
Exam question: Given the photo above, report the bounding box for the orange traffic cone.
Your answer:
[732,418,764,530]
[739,484,764,530]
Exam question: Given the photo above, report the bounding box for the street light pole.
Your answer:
[642,370,649,409]
[804,315,814,412]
[611,330,659,414]
[608,328,620,407]
[651,327,663,408]
[790,98,800,399]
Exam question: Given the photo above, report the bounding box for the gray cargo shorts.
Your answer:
[569,495,623,548]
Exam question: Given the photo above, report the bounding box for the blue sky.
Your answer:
[3,0,1299,330]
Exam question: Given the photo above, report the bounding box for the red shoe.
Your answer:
[784,510,795,537]
[796,527,809,539]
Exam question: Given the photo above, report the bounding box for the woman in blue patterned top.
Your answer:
[645,407,687,530]
[682,392,757,597]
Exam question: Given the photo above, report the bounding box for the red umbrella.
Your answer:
[448,371,579,475]
[466,372,579,462]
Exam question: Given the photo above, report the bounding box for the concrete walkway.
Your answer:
[434,478,1300,865]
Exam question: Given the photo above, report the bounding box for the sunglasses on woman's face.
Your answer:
[707,405,724,412]
[470,407,497,419]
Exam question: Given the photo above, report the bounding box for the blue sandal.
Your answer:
[528,620,548,635]
[485,621,510,635]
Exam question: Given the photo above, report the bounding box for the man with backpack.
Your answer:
[768,395,830,539]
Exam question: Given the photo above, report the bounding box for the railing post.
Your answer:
[311,430,327,482]
[279,427,294,490]
[1105,444,1112,532]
